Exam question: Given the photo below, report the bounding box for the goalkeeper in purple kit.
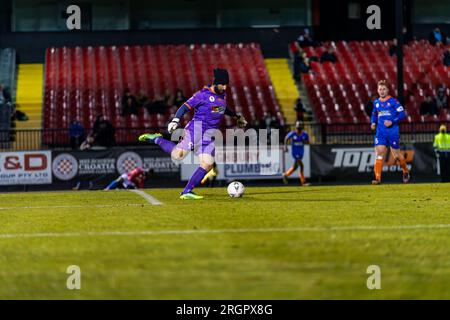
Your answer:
[139,68,247,199]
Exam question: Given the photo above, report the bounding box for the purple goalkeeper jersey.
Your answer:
[184,86,227,132]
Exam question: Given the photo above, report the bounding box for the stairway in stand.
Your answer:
[14,64,43,150]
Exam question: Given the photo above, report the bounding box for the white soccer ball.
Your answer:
[227,181,245,198]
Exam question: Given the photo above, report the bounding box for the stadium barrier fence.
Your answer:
[1,122,447,151]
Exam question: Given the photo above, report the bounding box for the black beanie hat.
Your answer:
[213,68,229,85]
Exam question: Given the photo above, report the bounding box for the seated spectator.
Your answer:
[320,47,337,63]
[146,94,167,115]
[294,98,306,121]
[436,87,449,110]
[299,52,312,74]
[137,91,151,110]
[92,114,115,148]
[249,118,262,130]
[389,38,398,56]
[69,119,85,150]
[428,28,447,46]
[173,89,186,108]
[444,48,450,67]
[164,89,174,108]
[121,88,139,116]
[420,95,438,116]
[365,95,377,117]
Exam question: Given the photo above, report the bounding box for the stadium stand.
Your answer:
[43,43,283,145]
[292,40,450,128]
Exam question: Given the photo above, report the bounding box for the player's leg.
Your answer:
[180,153,214,200]
[139,132,178,154]
[282,156,299,184]
[390,145,410,183]
[298,159,306,185]
[373,133,387,184]
[105,176,124,190]
[373,145,387,184]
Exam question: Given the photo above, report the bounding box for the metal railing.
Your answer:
[1,122,446,151]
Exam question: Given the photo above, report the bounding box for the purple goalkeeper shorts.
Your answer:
[177,127,216,156]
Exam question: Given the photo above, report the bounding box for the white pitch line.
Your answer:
[0,224,450,240]
[0,204,149,211]
[129,189,162,206]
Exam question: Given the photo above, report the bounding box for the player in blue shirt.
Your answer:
[370,80,410,184]
[282,121,310,185]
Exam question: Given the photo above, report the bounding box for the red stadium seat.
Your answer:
[43,43,280,145]
[301,40,450,125]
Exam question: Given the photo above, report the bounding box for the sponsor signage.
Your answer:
[311,143,434,180]
[52,149,180,183]
[181,146,310,181]
[0,151,52,185]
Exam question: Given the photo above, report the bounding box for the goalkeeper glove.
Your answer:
[167,118,180,133]
[236,114,248,128]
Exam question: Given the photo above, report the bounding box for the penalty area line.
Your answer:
[0,224,450,240]
[129,189,162,206]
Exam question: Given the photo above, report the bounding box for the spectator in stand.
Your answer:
[320,47,337,63]
[294,97,306,121]
[146,94,167,115]
[0,84,12,107]
[389,38,398,56]
[164,89,174,108]
[80,135,94,151]
[420,95,438,116]
[262,112,281,131]
[249,118,262,130]
[173,89,187,108]
[443,48,450,67]
[69,119,85,150]
[297,28,317,48]
[436,86,449,110]
[299,52,312,74]
[292,49,303,81]
[92,114,116,148]
[428,28,447,46]
[365,95,377,118]
[121,88,139,116]
[137,91,151,110]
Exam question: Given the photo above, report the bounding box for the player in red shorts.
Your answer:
[105,167,153,190]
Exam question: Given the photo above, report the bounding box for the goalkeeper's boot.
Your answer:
[402,172,411,184]
[282,174,288,185]
[180,192,204,200]
[139,133,162,143]
[371,179,381,185]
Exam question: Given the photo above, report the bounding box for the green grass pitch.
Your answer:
[1,183,449,299]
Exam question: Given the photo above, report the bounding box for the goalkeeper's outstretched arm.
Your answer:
[225,107,247,128]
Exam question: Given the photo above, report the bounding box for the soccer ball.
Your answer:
[227,181,245,198]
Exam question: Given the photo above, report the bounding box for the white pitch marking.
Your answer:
[129,189,162,205]
[0,224,450,240]
[0,204,149,211]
